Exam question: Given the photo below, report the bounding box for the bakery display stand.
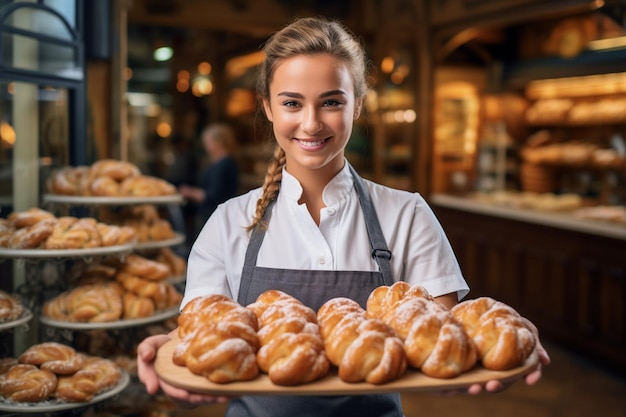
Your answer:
[0,194,186,416]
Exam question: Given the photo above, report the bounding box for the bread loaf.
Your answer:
[0,290,24,322]
[54,356,121,402]
[248,290,329,386]
[450,297,536,370]
[317,297,407,384]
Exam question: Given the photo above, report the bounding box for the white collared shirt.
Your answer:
[183,162,469,308]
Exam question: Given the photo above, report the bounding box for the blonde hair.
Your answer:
[248,16,369,231]
[203,123,237,154]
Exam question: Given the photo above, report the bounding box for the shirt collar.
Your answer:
[280,161,353,206]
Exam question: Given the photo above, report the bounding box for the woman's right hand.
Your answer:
[136,333,231,408]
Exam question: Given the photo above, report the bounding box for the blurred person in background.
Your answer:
[179,123,240,238]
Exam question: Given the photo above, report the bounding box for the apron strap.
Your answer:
[347,163,394,286]
[242,163,394,285]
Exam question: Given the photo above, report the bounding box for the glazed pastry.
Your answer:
[248,290,329,386]
[317,297,407,384]
[18,342,84,375]
[450,297,536,370]
[0,364,57,402]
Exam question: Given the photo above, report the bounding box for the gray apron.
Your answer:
[227,165,404,417]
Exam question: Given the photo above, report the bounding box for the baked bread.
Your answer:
[43,283,124,323]
[0,290,24,322]
[317,297,407,384]
[88,159,141,182]
[120,254,170,281]
[44,217,103,249]
[450,297,536,370]
[54,356,122,402]
[174,295,260,384]
[173,322,259,384]
[7,208,55,229]
[46,166,91,195]
[119,175,176,197]
[0,219,15,247]
[366,283,477,378]
[96,223,136,246]
[0,358,18,375]
[248,290,329,386]
[122,292,155,319]
[177,294,258,339]
[18,342,84,375]
[154,247,187,276]
[8,217,57,249]
[0,363,57,402]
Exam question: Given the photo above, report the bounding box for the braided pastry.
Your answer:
[248,290,329,386]
[89,176,120,196]
[120,254,170,281]
[317,297,407,384]
[119,175,177,197]
[450,297,536,370]
[173,322,260,384]
[366,283,477,378]
[7,208,55,229]
[8,217,57,249]
[0,290,24,322]
[122,292,155,319]
[89,159,141,182]
[43,284,123,323]
[115,272,178,310]
[174,295,260,383]
[0,358,18,375]
[0,219,15,247]
[47,166,91,195]
[154,247,187,276]
[96,223,136,246]
[18,342,84,375]
[54,356,121,402]
[177,294,258,339]
[0,364,57,402]
[44,217,103,249]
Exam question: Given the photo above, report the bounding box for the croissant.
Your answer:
[450,297,536,370]
[18,342,84,375]
[248,290,329,386]
[0,364,57,402]
[317,297,407,384]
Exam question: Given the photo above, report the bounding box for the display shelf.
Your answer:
[0,309,33,332]
[0,242,135,261]
[39,307,179,331]
[0,370,130,414]
[42,194,184,206]
[134,233,185,250]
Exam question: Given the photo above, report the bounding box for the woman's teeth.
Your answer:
[298,139,326,147]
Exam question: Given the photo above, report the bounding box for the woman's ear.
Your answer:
[262,99,273,122]
[354,98,364,119]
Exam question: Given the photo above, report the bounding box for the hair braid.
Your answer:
[246,145,286,231]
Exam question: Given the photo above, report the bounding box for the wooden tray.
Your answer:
[155,338,538,396]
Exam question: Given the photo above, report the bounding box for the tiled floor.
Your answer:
[174,338,626,417]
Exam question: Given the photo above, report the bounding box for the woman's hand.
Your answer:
[136,333,232,408]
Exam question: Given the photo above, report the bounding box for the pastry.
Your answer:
[0,363,57,402]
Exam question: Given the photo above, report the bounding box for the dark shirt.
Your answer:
[199,155,239,221]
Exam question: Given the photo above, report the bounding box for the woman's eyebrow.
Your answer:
[276,90,347,98]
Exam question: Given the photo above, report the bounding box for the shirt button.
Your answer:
[327,208,336,216]
[318,256,327,265]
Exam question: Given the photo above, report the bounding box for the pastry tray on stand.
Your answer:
[39,307,179,331]
[155,338,539,396]
[42,194,184,206]
[0,309,33,332]
[0,371,130,413]
[0,243,136,260]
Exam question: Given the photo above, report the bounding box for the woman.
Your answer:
[137,16,550,417]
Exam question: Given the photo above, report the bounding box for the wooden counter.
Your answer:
[429,194,626,373]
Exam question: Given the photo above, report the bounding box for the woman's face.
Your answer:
[263,53,361,180]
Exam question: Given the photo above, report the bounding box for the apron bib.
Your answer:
[226,165,404,417]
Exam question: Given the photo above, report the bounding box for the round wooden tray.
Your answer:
[155,338,538,396]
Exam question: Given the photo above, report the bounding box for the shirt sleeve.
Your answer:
[403,195,470,301]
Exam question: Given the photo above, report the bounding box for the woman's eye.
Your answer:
[322,99,342,107]
[282,100,300,107]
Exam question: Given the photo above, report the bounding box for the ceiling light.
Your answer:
[153,46,173,62]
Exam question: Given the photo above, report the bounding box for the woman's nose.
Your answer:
[302,107,323,134]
